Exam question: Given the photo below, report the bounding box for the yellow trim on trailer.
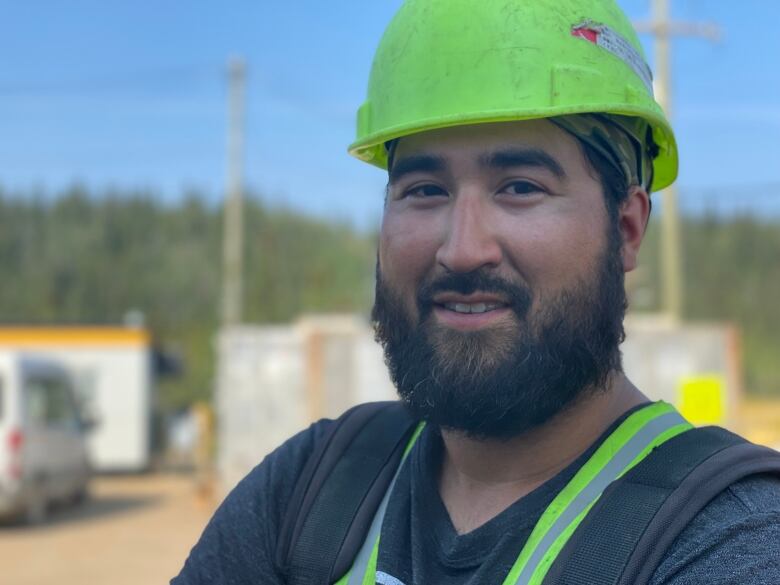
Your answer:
[0,327,150,347]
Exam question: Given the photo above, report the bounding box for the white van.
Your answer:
[0,327,154,472]
[0,354,91,524]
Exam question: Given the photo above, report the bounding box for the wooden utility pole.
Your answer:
[634,0,720,322]
[221,57,247,326]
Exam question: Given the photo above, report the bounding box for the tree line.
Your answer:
[0,185,777,408]
[0,185,375,409]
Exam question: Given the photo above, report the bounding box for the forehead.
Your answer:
[392,118,587,172]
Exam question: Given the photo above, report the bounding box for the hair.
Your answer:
[577,134,655,227]
[579,140,630,223]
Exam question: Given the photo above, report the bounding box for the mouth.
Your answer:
[431,293,513,330]
[440,301,505,314]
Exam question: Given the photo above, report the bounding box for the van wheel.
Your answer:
[24,484,48,526]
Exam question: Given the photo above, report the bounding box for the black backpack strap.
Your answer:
[544,426,780,585]
[275,401,416,585]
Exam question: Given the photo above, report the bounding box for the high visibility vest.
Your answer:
[335,401,690,585]
[276,400,780,585]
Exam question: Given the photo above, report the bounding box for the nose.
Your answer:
[435,194,502,273]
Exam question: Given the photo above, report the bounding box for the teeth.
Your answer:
[444,302,500,314]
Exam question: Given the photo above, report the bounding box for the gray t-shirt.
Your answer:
[173,414,780,584]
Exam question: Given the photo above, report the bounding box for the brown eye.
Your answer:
[500,181,544,197]
[404,184,448,198]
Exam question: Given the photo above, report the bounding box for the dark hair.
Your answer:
[579,140,630,223]
[578,135,655,226]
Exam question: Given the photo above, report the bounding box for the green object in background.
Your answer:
[349,0,678,192]
[678,375,726,426]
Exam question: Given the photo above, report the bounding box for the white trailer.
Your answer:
[215,314,741,495]
[0,327,153,472]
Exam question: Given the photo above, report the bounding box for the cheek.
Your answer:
[495,207,607,289]
[379,209,443,295]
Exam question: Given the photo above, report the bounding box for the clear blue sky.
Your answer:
[2,1,779,228]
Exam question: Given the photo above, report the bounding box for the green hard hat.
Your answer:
[349,0,678,192]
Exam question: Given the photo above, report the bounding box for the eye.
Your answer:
[403,183,448,199]
[499,180,545,198]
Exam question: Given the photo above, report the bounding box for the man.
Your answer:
[174,1,780,583]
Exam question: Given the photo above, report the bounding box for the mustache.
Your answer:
[416,270,533,319]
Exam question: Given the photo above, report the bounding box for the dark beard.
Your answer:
[371,226,627,440]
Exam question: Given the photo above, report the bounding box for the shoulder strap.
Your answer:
[275,401,416,585]
[543,426,780,585]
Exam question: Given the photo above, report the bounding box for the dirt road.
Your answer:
[0,474,216,585]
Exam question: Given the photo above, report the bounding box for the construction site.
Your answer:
[1,1,779,584]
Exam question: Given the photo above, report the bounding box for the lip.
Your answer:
[432,292,509,305]
[432,304,513,331]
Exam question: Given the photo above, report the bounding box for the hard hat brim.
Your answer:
[349,104,677,193]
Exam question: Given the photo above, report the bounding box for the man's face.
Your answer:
[372,119,629,439]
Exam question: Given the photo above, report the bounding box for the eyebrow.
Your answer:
[387,154,447,185]
[387,147,566,185]
[479,148,566,179]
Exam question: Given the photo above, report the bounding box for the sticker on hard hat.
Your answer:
[572,21,654,95]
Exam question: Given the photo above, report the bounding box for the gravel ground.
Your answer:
[0,473,215,585]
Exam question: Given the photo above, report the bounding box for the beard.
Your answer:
[371,224,627,441]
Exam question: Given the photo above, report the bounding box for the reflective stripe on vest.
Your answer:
[334,401,692,585]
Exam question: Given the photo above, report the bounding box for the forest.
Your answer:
[1,185,777,410]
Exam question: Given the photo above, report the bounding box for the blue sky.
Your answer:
[2,1,779,228]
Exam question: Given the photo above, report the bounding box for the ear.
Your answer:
[619,186,651,273]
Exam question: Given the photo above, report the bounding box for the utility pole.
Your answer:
[221,57,247,327]
[634,0,720,322]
